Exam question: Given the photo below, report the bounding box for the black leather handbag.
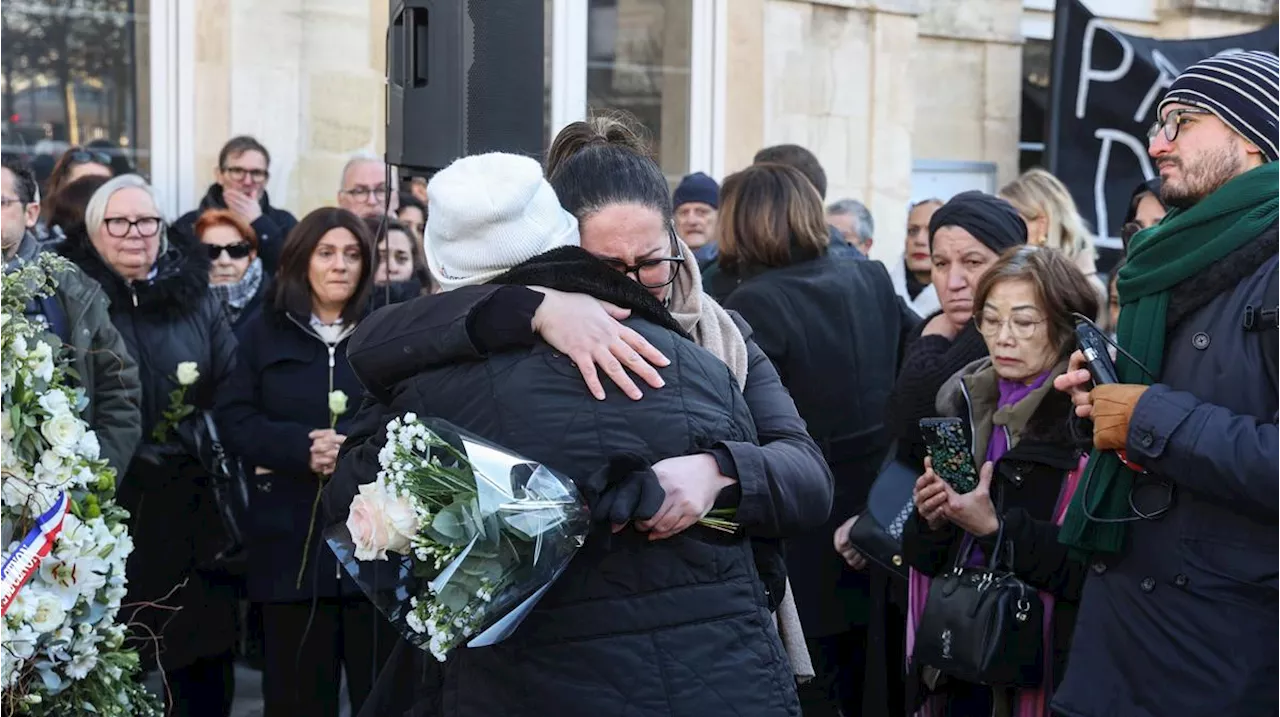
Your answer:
[177,411,250,576]
[847,446,916,579]
[911,527,1044,687]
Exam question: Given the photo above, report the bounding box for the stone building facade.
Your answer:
[2,0,1273,263]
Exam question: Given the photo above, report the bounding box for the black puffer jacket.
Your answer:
[59,229,240,671]
[326,261,799,716]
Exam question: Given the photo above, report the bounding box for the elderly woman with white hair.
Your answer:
[59,174,241,717]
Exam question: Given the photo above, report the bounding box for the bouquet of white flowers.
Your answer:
[326,415,591,661]
[0,254,159,715]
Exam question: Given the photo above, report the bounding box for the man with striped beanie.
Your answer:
[1053,50,1279,716]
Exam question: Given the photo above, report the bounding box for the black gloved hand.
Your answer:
[595,467,666,525]
[580,454,666,525]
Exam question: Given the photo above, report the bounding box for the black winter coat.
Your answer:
[325,286,800,716]
[172,184,297,276]
[59,229,240,671]
[722,253,919,637]
[1053,229,1279,717]
[216,305,367,602]
[901,358,1087,708]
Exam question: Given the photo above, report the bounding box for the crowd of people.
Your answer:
[1,49,1276,717]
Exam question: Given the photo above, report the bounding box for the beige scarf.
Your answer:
[667,239,750,389]
[668,238,814,682]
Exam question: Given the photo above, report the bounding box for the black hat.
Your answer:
[928,191,1027,253]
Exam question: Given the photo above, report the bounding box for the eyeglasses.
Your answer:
[1147,107,1212,143]
[341,185,389,202]
[67,149,112,166]
[976,312,1046,340]
[599,231,685,289]
[221,166,270,183]
[0,197,26,209]
[206,242,254,260]
[103,216,163,238]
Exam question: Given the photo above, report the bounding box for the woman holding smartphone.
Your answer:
[901,246,1097,717]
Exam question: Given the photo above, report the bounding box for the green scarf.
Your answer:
[1059,162,1279,554]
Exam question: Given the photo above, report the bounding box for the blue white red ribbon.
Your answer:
[0,491,70,616]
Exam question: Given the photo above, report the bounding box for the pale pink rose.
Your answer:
[384,495,420,554]
[347,483,394,561]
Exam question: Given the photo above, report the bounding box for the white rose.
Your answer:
[27,590,67,634]
[328,390,349,416]
[175,362,200,386]
[36,390,71,418]
[383,493,420,554]
[41,412,85,456]
[347,482,396,561]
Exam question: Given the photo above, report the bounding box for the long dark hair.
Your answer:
[366,216,432,291]
[544,111,672,226]
[270,207,374,324]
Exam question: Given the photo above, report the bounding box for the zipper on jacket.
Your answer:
[285,312,351,583]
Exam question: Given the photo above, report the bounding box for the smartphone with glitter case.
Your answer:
[919,417,980,494]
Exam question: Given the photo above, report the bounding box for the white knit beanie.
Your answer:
[424,152,580,291]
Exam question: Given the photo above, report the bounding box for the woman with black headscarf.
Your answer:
[884,191,1029,471]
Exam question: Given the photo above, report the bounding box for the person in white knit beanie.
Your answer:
[424,152,579,291]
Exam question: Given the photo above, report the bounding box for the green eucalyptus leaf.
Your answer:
[438,583,471,612]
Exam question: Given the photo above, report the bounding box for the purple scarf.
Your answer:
[985,372,1051,466]
[907,370,1081,717]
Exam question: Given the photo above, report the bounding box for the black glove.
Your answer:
[578,455,667,524]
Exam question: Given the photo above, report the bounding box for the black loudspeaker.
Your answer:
[386,0,546,174]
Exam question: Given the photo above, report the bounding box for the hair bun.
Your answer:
[545,110,652,178]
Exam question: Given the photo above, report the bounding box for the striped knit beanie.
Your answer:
[1159,50,1280,162]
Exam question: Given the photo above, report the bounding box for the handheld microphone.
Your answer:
[1075,320,1119,385]
[1074,319,1144,472]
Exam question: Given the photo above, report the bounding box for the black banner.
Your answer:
[1045,0,1277,262]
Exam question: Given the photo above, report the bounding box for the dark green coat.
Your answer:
[10,233,142,476]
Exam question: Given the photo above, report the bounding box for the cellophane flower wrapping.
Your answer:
[326,414,589,662]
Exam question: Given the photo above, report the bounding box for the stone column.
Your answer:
[913,0,1023,188]
[722,0,766,174]
[725,0,923,262]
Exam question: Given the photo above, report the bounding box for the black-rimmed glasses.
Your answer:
[599,231,685,289]
[221,166,270,183]
[1147,107,1212,143]
[103,216,163,238]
